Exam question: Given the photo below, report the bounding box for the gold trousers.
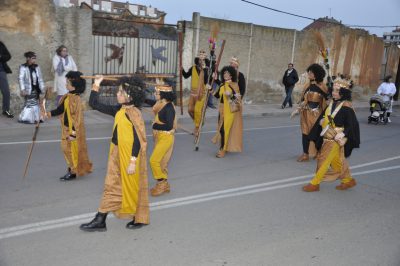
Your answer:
[188,94,206,127]
[310,140,353,185]
[150,131,174,180]
[60,127,78,173]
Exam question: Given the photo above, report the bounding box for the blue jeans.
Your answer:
[207,83,218,108]
[282,85,294,107]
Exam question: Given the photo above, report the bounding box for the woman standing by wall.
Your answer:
[53,45,77,104]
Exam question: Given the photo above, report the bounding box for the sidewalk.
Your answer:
[0,101,397,130]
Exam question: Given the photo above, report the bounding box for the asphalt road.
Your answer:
[0,110,399,266]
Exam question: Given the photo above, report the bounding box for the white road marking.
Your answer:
[0,162,399,240]
[0,125,299,145]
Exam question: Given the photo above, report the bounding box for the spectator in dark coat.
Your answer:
[281,63,299,109]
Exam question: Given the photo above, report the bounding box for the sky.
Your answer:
[123,0,399,37]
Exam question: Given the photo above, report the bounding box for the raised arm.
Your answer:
[89,75,121,116]
[182,66,193,79]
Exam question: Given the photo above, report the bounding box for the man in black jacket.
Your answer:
[281,63,299,109]
[0,41,13,118]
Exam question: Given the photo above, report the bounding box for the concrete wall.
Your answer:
[182,13,400,104]
[0,0,92,112]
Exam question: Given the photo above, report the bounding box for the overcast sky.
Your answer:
[125,0,399,37]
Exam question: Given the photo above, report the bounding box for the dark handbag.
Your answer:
[227,84,241,113]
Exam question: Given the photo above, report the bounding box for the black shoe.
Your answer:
[281,105,285,109]
[60,172,76,181]
[2,110,14,118]
[126,219,146,230]
[80,212,108,232]
[207,104,217,109]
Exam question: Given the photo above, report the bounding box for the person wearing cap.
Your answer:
[229,56,246,97]
[43,71,92,181]
[281,63,299,109]
[296,63,328,162]
[149,85,177,197]
[18,51,46,124]
[80,75,149,232]
[302,78,360,192]
[212,65,243,158]
[377,75,396,123]
[181,50,210,136]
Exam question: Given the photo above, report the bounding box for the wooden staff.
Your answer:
[22,123,40,179]
[22,88,49,179]
[81,75,118,81]
[83,74,175,79]
[178,31,184,115]
[82,76,169,88]
[194,40,226,151]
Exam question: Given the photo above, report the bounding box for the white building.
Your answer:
[383,28,400,46]
[53,0,164,18]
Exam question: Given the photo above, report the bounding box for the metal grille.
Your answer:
[93,35,138,75]
[93,36,177,75]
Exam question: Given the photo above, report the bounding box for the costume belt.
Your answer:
[153,129,175,135]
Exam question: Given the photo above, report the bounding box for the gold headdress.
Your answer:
[230,56,240,67]
[333,78,352,90]
[155,85,173,92]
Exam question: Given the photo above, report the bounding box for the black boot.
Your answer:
[126,218,147,230]
[80,212,108,232]
[2,110,14,118]
[60,168,76,181]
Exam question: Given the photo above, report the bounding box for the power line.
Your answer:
[240,0,399,29]
[240,0,314,21]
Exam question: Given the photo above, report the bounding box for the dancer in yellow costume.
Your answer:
[149,85,177,196]
[302,78,360,192]
[212,66,243,158]
[45,71,92,181]
[80,75,149,232]
[182,50,210,136]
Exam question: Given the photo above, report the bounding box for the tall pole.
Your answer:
[195,40,226,151]
[178,31,184,115]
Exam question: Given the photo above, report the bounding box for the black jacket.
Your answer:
[282,69,298,87]
[238,72,246,96]
[309,101,360,158]
[0,41,12,74]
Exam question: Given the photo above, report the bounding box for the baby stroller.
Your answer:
[368,94,391,124]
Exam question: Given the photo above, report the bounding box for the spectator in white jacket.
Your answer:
[18,51,46,124]
[377,75,397,123]
[53,45,77,103]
